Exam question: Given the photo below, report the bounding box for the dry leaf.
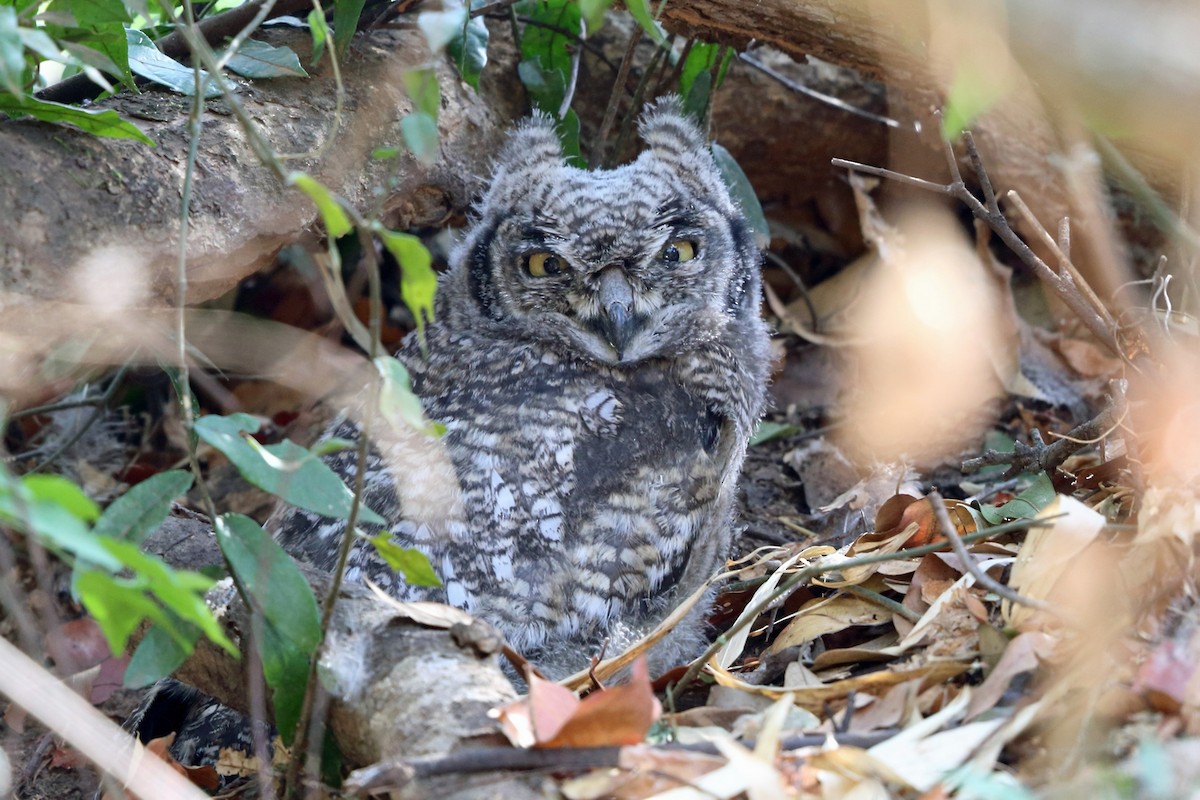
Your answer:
[768,593,892,654]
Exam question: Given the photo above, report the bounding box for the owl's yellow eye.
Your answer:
[526,251,567,277]
[661,240,697,264]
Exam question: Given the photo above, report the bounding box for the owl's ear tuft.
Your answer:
[495,111,565,175]
[637,95,707,157]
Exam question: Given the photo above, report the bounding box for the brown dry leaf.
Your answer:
[541,658,662,748]
[1132,639,1193,715]
[496,659,662,749]
[1054,336,1123,378]
[102,735,220,800]
[812,632,901,671]
[215,744,261,781]
[768,592,893,654]
[47,618,111,672]
[848,680,920,733]
[717,547,816,668]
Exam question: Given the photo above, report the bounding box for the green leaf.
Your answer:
[679,41,718,101]
[124,621,193,688]
[0,475,120,569]
[193,413,385,525]
[222,39,308,79]
[18,26,67,64]
[0,89,156,144]
[126,28,218,97]
[22,474,100,522]
[942,64,1007,141]
[681,68,710,121]
[403,66,439,120]
[711,143,768,248]
[65,0,130,27]
[288,172,353,238]
[375,227,437,330]
[307,8,328,66]
[578,0,611,34]
[447,2,487,89]
[0,6,24,97]
[216,513,321,743]
[371,146,399,160]
[516,56,564,113]
[62,22,133,89]
[374,356,443,436]
[365,532,439,587]
[399,111,439,166]
[75,569,165,655]
[92,469,193,545]
[331,0,366,57]
[624,0,666,45]
[558,106,581,166]
[978,472,1056,525]
[515,0,578,110]
[749,420,803,446]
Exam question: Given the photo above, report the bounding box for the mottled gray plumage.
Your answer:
[273,98,771,677]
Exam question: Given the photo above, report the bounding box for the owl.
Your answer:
[273,97,772,678]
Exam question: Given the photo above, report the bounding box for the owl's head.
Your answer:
[444,97,762,366]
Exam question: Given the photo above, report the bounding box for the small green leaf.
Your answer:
[331,0,366,58]
[374,357,443,436]
[516,56,564,113]
[558,107,582,166]
[311,436,356,457]
[365,532,439,587]
[681,69,711,121]
[712,143,768,248]
[63,22,133,89]
[222,39,308,79]
[126,28,218,97]
[0,93,154,144]
[979,472,1056,525]
[75,570,164,655]
[750,420,803,446]
[679,41,718,101]
[194,414,385,525]
[375,227,437,331]
[402,66,439,120]
[288,172,353,238]
[65,0,129,27]
[0,6,24,97]
[624,0,666,45]
[307,8,329,66]
[124,622,193,688]
[371,146,399,160]
[941,64,1007,141]
[399,111,439,166]
[447,3,487,89]
[216,513,321,743]
[578,0,611,34]
[18,26,67,64]
[92,469,193,545]
[22,474,100,522]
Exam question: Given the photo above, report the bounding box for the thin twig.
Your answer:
[20,364,130,473]
[593,28,641,168]
[557,17,585,119]
[841,583,920,623]
[928,492,1062,619]
[740,52,911,132]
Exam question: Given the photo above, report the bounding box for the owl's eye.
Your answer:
[661,240,697,264]
[526,251,567,278]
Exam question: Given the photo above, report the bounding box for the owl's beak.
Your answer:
[597,266,637,359]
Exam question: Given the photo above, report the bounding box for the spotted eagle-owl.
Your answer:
[273,97,771,677]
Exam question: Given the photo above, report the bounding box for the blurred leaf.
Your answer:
[371,146,399,160]
[515,0,578,114]
[18,26,67,63]
[0,91,153,142]
[624,0,665,45]
[222,38,307,79]
[66,0,130,26]
[75,570,165,656]
[712,143,768,248]
[62,23,133,88]
[403,66,439,119]
[127,28,218,97]
[558,106,581,166]
[750,420,803,446]
[516,55,563,112]
[375,227,437,331]
[288,172,353,238]
[216,513,321,743]
[447,2,487,89]
[0,6,24,97]
[331,0,365,58]
[307,8,328,66]
[92,469,193,545]
[578,0,611,33]
[417,3,465,54]
[681,69,710,121]
[979,472,1056,524]
[942,64,1007,141]
[22,474,100,522]
[124,620,193,688]
[365,532,439,587]
[374,356,444,436]
[194,413,385,525]
[0,473,120,569]
[399,111,439,165]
